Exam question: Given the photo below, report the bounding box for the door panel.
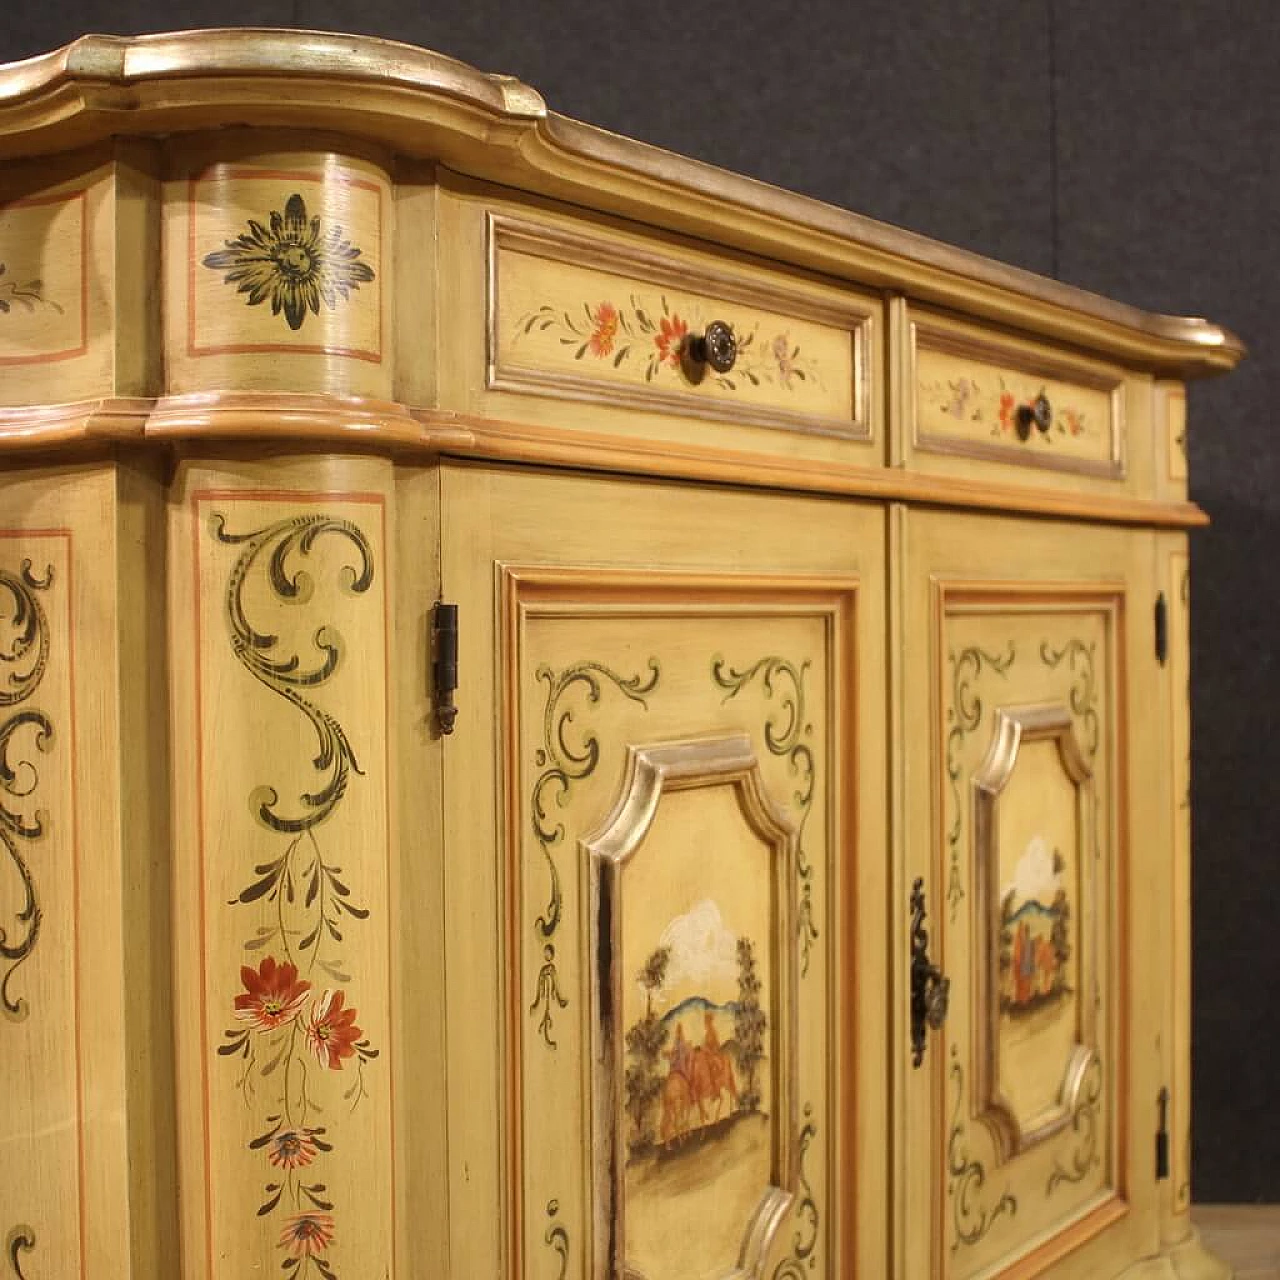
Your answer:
[898,509,1161,1280]
[440,463,886,1279]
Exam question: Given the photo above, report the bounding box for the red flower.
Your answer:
[1063,408,1085,436]
[234,956,311,1032]
[305,989,364,1070]
[278,1211,335,1258]
[267,1128,322,1170]
[655,313,688,367]
[997,390,1016,433]
[588,302,618,357]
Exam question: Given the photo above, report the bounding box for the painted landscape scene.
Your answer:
[621,896,776,1275]
[999,835,1073,1018]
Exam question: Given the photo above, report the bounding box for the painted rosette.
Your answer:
[168,141,392,398]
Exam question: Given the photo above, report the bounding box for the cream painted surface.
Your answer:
[0,31,1235,1280]
[492,214,863,432]
[439,461,886,1278]
[0,464,176,1279]
[0,148,126,404]
[899,304,1157,500]
[897,511,1165,1280]
[164,135,392,398]
[168,458,397,1280]
[435,171,887,468]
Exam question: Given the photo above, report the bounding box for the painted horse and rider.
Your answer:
[659,1011,739,1145]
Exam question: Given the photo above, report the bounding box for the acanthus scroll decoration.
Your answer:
[0,560,54,1023]
[528,658,660,1049]
[712,654,820,976]
[212,512,380,1280]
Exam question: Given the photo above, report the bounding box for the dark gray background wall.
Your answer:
[4,0,1274,1202]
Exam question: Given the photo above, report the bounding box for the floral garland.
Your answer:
[513,295,821,392]
[213,513,379,1278]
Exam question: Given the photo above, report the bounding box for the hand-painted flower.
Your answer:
[305,989,364,1070]
[655,313,689,367]
[773,332,797,387]
[1063,407,1085,436]
[234,956,311,1032]
[278,1211,336,1258]
[588,301,619,356]
[202,192,376,333]
[997,390,1017,432]
[267,1127,323,1170]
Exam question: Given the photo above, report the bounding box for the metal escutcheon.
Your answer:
[910,876,950,1068]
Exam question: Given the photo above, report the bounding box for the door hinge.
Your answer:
[432,602,459,736]
[1156,1086,1170,1180]
[1155,592,1169,666]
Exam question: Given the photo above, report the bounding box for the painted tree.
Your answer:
[623,945,670,1154]
[1050,887,1072,983]
[734,936,766,1112]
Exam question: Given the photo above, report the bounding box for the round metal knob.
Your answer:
[1015,392,1053,440]
[687,320,737,374]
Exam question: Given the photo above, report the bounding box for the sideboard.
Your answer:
[0,29,1241,1280]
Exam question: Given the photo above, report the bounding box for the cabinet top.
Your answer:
[0,27,1243,376]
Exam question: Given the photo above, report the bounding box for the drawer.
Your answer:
[479,208,880,447]
[898,304,1143,492]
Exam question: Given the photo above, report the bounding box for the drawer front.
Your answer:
[489,213,875,439]
[906,308,1129,482]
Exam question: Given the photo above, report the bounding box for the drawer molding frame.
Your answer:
[910,319,1128,481]
[487,212,876,441]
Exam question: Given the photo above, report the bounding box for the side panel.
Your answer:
[0,463,176,1278]
[439,463,887,1279]
[170,460,397,1280]
[898,510,1163,1280]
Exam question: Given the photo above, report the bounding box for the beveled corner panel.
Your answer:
[488,213,876,441]
[170,468,396,1280]
[585,735,798,1280]
[164,135,392,399]
[500,566,858,1279]
[903,305,1130,484]
[972,704,1099,1167]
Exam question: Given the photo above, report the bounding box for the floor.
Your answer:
[1196,1207,1280,1279]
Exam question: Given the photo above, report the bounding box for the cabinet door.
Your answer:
[437,462,886,1280]
[896,509,1164,1279]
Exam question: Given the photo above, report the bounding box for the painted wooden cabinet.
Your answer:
[0,30,1240,1280]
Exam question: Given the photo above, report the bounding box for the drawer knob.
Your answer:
[1015,392,1053,440]
[685,319,738,374]
[910,877,950,1068]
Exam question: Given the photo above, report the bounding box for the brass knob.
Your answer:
[1015,392,1053,440]
[686,320,737,373]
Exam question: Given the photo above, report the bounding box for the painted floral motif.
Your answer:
[926,375,1089,441]
[202,193,375,332]
[0,264,62,317]
[213,513,379,1279]
[0,262,61,317]
[513,294,822,392]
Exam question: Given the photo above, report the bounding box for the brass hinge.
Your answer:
[1156,1086,1170,1180]
[1155,592,1169,666]
[433,602,459,735]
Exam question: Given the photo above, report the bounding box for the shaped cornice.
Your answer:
[0,28,1245,377]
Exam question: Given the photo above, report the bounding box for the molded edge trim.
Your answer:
[0,29,1244,378]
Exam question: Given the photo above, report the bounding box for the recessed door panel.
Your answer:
[897,509,1162,1280]
[439,465,886,1279]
